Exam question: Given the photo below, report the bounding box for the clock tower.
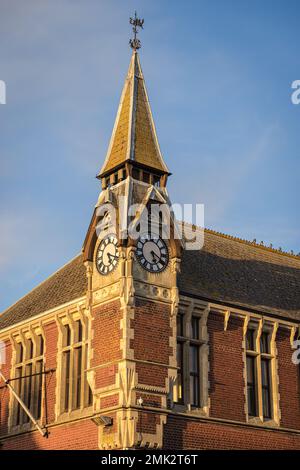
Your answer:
[82,20,182,449]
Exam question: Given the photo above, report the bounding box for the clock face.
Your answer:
[96,234,119,275]
[136,234,169,273]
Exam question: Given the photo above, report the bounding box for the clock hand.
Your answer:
[151,250,160,263]
[108,252,118,261]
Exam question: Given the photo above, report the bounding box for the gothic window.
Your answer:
[175,311,207,410]
[60,317,92,414]
[189,317,200,407]
[246,329,258,417]
[176,313,184,404]
[12,333,44,427]
[245,324,275,421]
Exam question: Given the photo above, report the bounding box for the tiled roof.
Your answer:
[179,229,300,320]
[0,255,87,330]
[1,229,300,331]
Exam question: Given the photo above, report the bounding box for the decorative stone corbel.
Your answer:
[76,302,87,326]
[272,322,279,342]
[19,329,27,346]
[170,287,179,317]
[28,324,38,352]
[84,261,93,311]
[66,309,75,329]
[243,315,250,337]
[290,325,297,347]
[9,333,18,352]
[224,310,230,331]
[171,257,181,274]
[257,318,263,345]
[199,305,210,342]
[185,299,194,324]
[37,320,45,338]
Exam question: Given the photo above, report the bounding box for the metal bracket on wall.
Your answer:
[0,369,55,438]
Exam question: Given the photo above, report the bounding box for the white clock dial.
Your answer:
[96,234,119,275]
[136,234,169,273]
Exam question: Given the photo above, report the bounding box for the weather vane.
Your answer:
[129,11,144,50]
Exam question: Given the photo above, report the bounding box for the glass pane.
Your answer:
[26,339,34,360]
[177,342,183,369]
[261,359,269,386]
[261,359,272,419]
[23,363,32,423]
[190,375,200,407]
[84,347,93,407]
[62,350,70,412]
[247,385,257,416]
[36,335,44,357]
[74,320,83,344]
[14,366,23,425]
[35,360,43,419]
[246,356,254,383]
[189,345,199,374]
[262,388,271,419]
[16,342,23,364]
[63,324,71,347]
[177,372,183,401]
[246,329,255,351]
[177,314,184,337]
[246,355,257,416]
[74,347,82,409]
[176,342,184,403]
[260,332,270,354]
[191,317,199,340]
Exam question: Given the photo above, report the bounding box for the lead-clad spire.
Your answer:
[98,15,169,182]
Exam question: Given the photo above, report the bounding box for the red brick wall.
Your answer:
[43,321,58,426]
[131,299,172,436]
[163,415,300,450]
[100,393,119,409]
[1,303,300,449]
[208,312,245,422]
[0,340,12,437]
[1,418,98,450]
[131,299,172,388]
[92,300,122,390]
[92,300,122,366]
[136,411,160,435]
[277,327,300,429]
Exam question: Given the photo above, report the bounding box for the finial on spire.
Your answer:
[129,11,144,51]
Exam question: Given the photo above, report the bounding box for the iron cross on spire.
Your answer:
[129,12,144,50]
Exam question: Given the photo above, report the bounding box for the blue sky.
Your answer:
[0,0,299,311]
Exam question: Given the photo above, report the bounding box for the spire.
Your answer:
[98,17,169,180]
